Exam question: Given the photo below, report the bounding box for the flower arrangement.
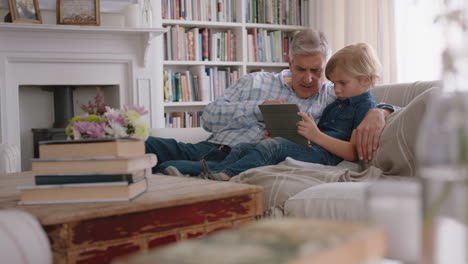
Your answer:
[65,90,150,141]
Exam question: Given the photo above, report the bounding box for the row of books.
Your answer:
[164,26,237,62]
[163,67,239,103]
[17,139,157,205]
[165,111,203,128]
[162,0,237,22]
[245,0,309,26]
[247,28,292,63]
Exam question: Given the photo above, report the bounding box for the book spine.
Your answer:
[35,175,135,185]
[202,28,209,61]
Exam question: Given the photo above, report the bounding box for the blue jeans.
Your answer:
[144,136,229,175]
[211,137,343,177]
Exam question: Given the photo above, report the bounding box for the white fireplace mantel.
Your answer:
[0,23,165,67]
[0,23,165,169]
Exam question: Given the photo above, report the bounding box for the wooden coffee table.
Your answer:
[114,218,387,264]
[0,172,263,264]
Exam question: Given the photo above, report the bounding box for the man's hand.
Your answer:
[356,108,391,162]
[263,130,272,139]
[263,99,286,105]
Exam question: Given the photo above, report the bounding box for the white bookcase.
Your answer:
[152,0,312,128]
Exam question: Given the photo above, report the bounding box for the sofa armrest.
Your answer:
[0,209,52,264]
[150,128,211,144]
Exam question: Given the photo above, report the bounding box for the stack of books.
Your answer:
[17,138,157,205]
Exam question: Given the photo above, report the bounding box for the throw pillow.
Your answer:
[366,87,437,177]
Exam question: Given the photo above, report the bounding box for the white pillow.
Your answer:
[0,210,52,264]
[284,182,372,222]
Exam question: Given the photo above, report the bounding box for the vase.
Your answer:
[141,0,153,27]
[416,2,468,264]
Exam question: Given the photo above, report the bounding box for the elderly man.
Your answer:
[145,29,394,175]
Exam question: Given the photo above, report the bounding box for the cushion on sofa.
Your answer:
[372,80,440,107]
[284,182,372,221]
[150,127,210,143]
[366,87,436,177]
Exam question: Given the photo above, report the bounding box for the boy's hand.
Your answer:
[263,130,272,139]
[296,112,320,141]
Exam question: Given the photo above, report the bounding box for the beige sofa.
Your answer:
[151,80,439,221]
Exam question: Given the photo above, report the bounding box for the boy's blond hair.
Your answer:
[325,43,381,87]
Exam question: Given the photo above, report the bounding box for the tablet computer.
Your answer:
[258,103,310,147]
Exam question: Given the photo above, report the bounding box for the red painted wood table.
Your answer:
[0,172,263,264]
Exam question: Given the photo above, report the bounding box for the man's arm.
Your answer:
[355,107,393,162]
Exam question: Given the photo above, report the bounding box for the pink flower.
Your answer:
[72,121,106,139]
[80,88,108,116]
[104,107,126,125]
[124,105,149,116]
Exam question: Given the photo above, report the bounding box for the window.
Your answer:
[394,0,445,82]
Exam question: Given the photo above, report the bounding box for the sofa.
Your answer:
[151,80,439,220]
[151,81,439,262]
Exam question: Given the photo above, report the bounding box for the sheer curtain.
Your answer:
[310,0,397,84]
[394,0,444,83]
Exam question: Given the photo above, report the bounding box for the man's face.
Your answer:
[289,54,326,99]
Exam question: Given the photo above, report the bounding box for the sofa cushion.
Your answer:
[284,182,372,221]
[366,87,436,177]
[150,127,210,143]
[372,80,440,107]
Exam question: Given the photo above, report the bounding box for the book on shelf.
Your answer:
[31,154,157,174]
[17,177,148,205]
[34,168,150,185]
[38,138,145,159]
[113,218,387,264]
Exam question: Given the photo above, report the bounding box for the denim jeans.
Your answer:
[212,137,343,177]
[144,136,229,175]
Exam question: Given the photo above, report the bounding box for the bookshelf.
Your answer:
[153,0,311,128]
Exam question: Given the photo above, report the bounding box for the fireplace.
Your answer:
[28,85,119,158]
[0,24,164,170]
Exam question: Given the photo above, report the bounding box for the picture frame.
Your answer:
[56,0,100,26]
[8,0,42,24]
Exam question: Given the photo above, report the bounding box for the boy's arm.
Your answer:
[296,112,358,161]
[309,130,358,161]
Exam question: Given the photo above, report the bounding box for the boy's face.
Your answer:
[328,67,370,99]
[289,54,326,99]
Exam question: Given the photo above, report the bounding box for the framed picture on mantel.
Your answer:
[57,0,100,26]
[8,0,42,24]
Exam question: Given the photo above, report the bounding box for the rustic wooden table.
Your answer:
[0,172,263,264]
[113,218,387,264]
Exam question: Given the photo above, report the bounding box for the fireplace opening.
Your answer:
[20,85,120,163]
[31,86,76,158]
